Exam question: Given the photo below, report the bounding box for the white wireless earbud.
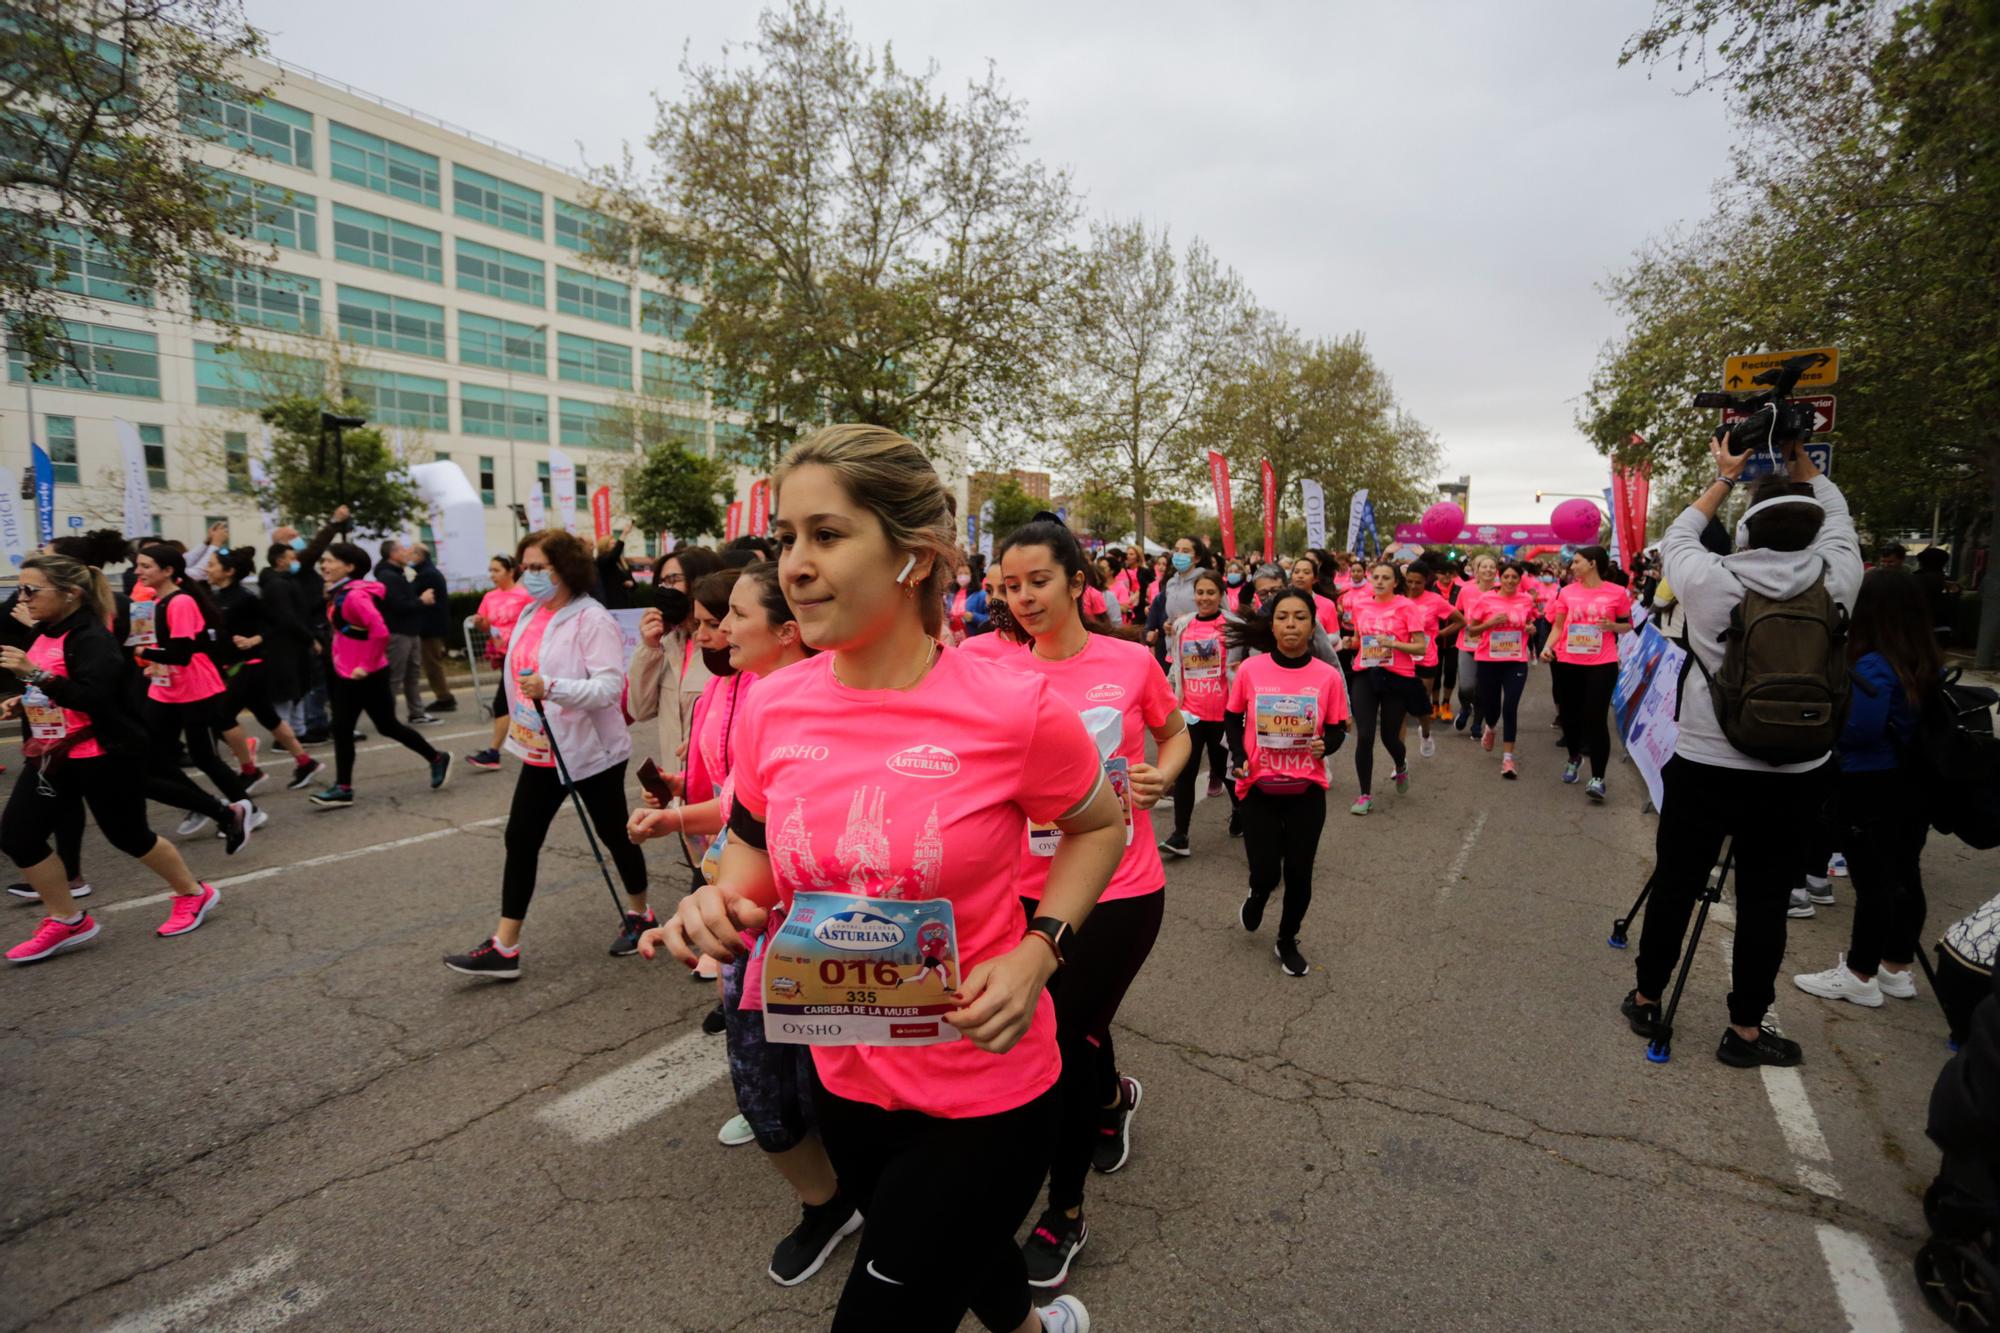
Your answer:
[896,554,917,584]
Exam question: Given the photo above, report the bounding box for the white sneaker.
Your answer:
[1420,735,1436,758]
[175,811,213,837]
[1785,888,1816,919]
[217,807,270,836]
[1876,966,1918,999]
[1038,1295,1090,1333]
[1828,853,1849,877]
[718,1114,755,1147]
[1805,874,1835,906]
[1792,956,1883,1008]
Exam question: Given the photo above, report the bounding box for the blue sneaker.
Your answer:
[1563,759,1582,784]
[429,751,454,791]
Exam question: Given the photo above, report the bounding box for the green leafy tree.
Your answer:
[967,475,1044,546]
[1067,482,1132,543]
[1147,498,1201,544]
[617,441,736,544]
[1,0,272,376]
[256,395,422,534]
[590,0,1077,459]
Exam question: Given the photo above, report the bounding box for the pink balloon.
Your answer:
[1550,498,1603,544]
[1420,502,1464,543]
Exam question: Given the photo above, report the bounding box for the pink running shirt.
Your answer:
[1349,596,1423,677]
[1470,590,1537,663]
[478,585,534,660]
[730,649,1101,1118]
[1174,613,1230,723]
[1550,582,1633,666]
[1226,653,1350,798]
[1405,590,1455,667]
[954,632,1021,662]
[26,631,102,759]
[146,592,225,703]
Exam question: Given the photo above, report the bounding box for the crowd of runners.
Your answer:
[4,422,1996,1332]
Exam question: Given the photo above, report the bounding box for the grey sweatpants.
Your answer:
[387,633,425,716]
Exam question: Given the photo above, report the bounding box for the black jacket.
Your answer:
[378,562,423,636]
[411,558,451,638]
[1927,965,2000,1174]
[25,606,149,757]
[594,540,636,610]
[257,566,315,701]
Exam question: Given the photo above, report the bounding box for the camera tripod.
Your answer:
[1642,841,1734,1064]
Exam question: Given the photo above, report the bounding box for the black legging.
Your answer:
[42,758,233,881]
[1552,661,1618,778]
[220,661,284,734]
[1239,783,1327,942]
[500,760,647,920]
[1171,718,1235,837]
[1025,889,1163,1213]
[1838,769,1929,977]
[2,756,159,868]
[1439,634,1459,695]
[1350,668,1410,797]
[145,696,248,804]
[1475,660,1529,745]
[330,668,437,786]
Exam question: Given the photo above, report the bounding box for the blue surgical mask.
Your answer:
[1226,572,1243,586]
[521,569,556,602]
[1172,552,1193,572]
[289,536,307,552]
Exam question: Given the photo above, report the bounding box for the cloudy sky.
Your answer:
[254,0,1734,523]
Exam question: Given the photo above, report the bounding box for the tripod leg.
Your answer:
[1647,845,1734,1064]
[1610,877,1652,949]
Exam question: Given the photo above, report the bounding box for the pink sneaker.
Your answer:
[8,914,101,964]
[157,884,221,938]
[1481,729,1496,753]
[1501,755,1519,780]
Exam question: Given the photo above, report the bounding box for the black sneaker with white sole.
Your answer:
[1022,1207,1089,1288]
[222,801,255,856]
[1716,1027,1803,1068]
[8,882,91,901]
[1091,1075,1142,1174]
[1159,832,1191,858]
[286,757,326,791]
[240,767,268,796]
[1275,938,1309,977]
[1620,990,1660,1039]
[429,750,453,790]
[443,938,521,980]
[768,1196,860,1286]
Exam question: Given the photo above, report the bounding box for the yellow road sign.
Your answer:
[1723,347,1839,391]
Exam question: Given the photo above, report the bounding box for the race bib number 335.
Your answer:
[762,893,961,1047]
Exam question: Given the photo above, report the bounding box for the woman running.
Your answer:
[993,513,1189,1290]
[208,548,324,792]
[1343,561,1427,816]
[1226,587,1350,974]
[3,554,221,963]
[1289,555,1341,637]
[1164,568,1237,854]
[466,554,535,771]
[306,543,451,809]
[1464,561,1538,779]
[443,531,652,975]
[1452,555,1498,737]
[1540,545,1633,801]
[1791,568,1938,1010]
[649,423,1121,1333]
[1402,563,1462,759]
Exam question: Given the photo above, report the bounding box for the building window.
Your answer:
[332,204,442,283]
[556,265,629,327]
[209,169,317,252]
[641,292,699,342]
[336,286,445,359]
[640,350,705,402]
[453,164,543,239]
[460,312,544,375]
[9,321,160,397]
[554,199,617,255]
[714,424,762,466]
[559,397,620,447]
[43,415,79,484]
[535,459,550,503]
[342,369,449,431]
[223,431,251,493]
[205,263,321,335]
[477,455,496,506]
[195,342,321,410]
[575,463,588,503]
[138,423,167,488]
[462,385,547,442]
[557,333,631,391]
[180,80,313,168]
[456,238,544,308]
[329,122,439,207]
[18,218,149,306]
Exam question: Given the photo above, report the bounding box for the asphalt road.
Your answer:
[0,678,1984,1332]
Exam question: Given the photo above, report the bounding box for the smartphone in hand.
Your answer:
[637,757,675,806]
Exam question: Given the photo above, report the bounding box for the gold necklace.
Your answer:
[834,640,938,691]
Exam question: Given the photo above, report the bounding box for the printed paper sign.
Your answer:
[762,893,961,1047]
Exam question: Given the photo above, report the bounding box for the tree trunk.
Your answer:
[1132,466,1148,549]
[1976,444,2000,669]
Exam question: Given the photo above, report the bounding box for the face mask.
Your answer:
[1226,573,1243,586]
[1172,552,1193,572]
[289,536,307,552]
[955,572,971,588]
[1540,575,1555,584]
[520,569,556,602]
[701,645,734,677]
[654,587,692,624]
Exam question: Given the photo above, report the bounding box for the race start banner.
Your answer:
[1613,621,1684,811]
[1208,451,1236,559]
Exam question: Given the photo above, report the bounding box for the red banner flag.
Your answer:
[1259,460,1276,564]
[725,501,743,542]
[1208,451,1236,560]
[590,485,612,541]
[749,478,770,536]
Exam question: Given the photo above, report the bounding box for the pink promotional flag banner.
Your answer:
[1391,522,1574,545]
[591,485,613,541]
[749,478,771,536]
[1260,459,1276,564]
[1208,450,1237,560]
[725,501,744,542]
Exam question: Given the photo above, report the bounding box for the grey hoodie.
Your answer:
[1660,473,1863,773]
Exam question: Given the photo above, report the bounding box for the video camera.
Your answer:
[1693,352,1828,456]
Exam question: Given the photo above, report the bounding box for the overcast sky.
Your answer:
[253,0,1734,523]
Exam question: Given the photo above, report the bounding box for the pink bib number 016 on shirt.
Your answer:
[762,893,961,1047]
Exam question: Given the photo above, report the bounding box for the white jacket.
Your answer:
[503,595,631,782]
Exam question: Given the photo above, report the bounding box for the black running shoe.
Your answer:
[299,727,330,745]
[1228,810,1244,838]
[1159,832,1191,858]
[611,911,654,957]
[1275,938,1309,977]
[443,938,521,980]
[428,698,458,713]
[768,1197,860,1287]
[7,881,91,901]
[1092,1075,1142,1174]
[465,749,503,772]
[429,750,453,790]
[1620,990,1660,1039]
[222,801,254,856]
[1716,1027,1803,1068]
[1239,890,1267,933]
[1022,1207,1089,1288]
[286,757,326,790]
[240,767,269,796]
[701,1003,727,1035]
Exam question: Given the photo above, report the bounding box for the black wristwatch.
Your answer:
[1025,916,1073,968]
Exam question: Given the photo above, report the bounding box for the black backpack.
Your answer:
[1685,570,1851,765]
[1903,669,2000,849]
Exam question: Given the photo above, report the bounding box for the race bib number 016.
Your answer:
[1254,692,1318,751]
[1487,629,1525,660]
[1565,623,1604,656]
[762,893,962,1047]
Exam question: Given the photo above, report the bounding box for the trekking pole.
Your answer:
[1647,840,1734,1065]
[1609,877,1651,949]
[530,682,630,924]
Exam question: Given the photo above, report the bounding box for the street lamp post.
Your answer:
[501,322,549,534]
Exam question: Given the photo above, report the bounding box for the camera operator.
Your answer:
[1623,433,1862,1068]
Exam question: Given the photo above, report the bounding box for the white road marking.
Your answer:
[103,1247,310,1333]
[104,817,509,914]
[1815,1225,1904,1332]
[1437,810,1488,902]
[203,1282,327,1333]
[345,726,488,756]
[534,1030,729,1144]
[1760,1064,1841,1198]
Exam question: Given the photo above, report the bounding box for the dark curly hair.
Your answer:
[516,529,596,597]
[51,527,131,569]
